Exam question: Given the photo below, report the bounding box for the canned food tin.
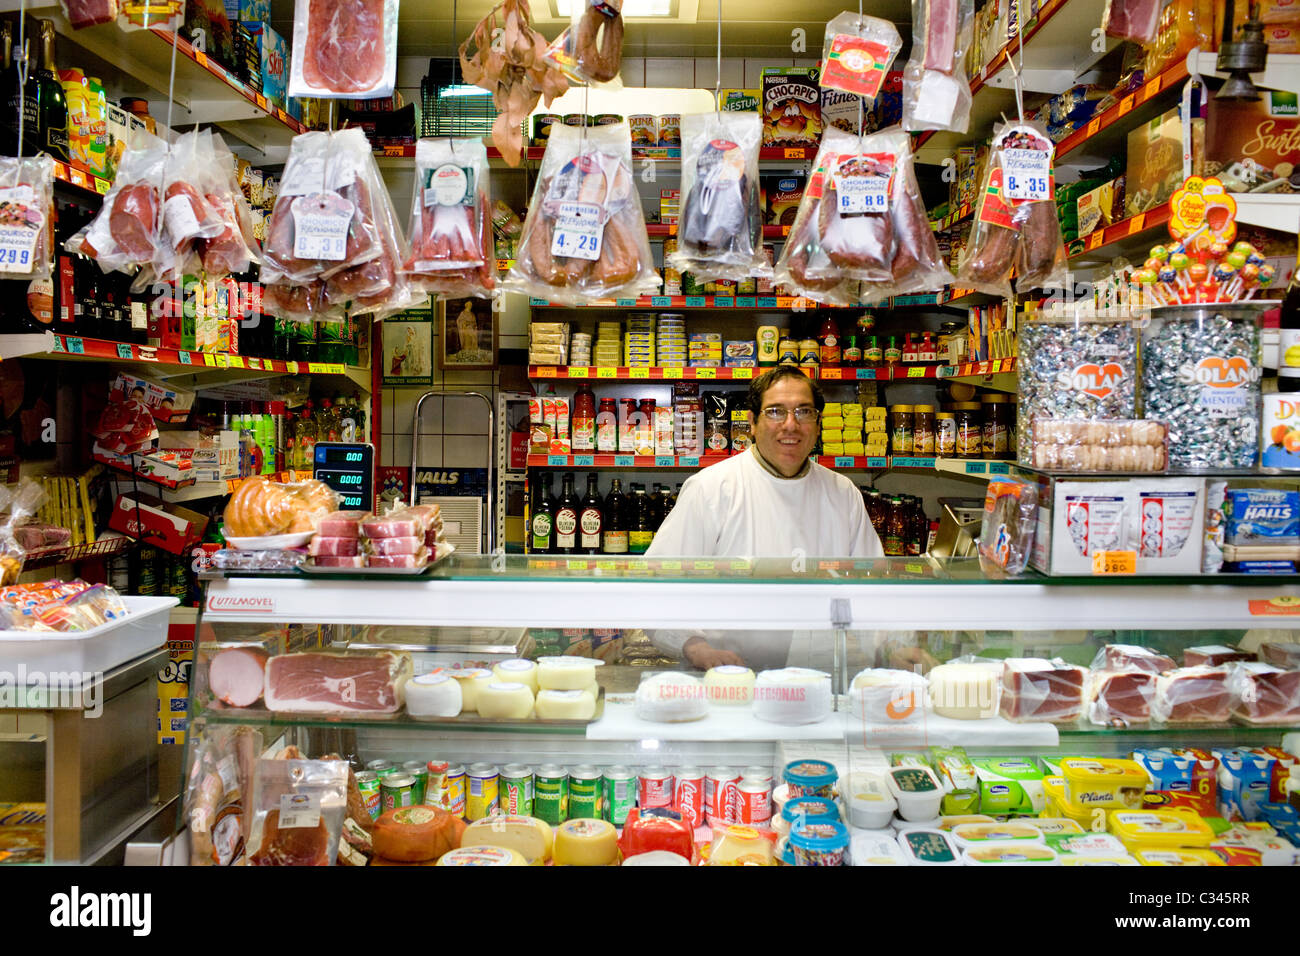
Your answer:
[568,765,602,820]
[401,761,429,806]
[638,768,675,810]
[706,767,741,825]
[737,780,772,824]
[442,764,466,816]
[658,113,681,146]
[533,112,562,144]
[594,113,622,126]
[602,765,637,826]
[742,766,774,786]
[501,764,535,816]
[563,113,588,128]
[466,763,499,821]
[425,761,449,806]
[381,774,417,812]
[355,770,382,820]
[365,759,394,776]
[535,764,567,825]
[629,114,656,147]
[674,766,705,829]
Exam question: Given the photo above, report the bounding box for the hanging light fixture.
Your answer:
[1215,0,1269,100]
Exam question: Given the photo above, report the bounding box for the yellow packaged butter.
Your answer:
[1060,758,1150,810]
[1107,809,1215,851]
[1133,848,1225,866]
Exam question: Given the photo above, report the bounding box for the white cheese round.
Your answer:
[535,689,597,720]
[537,656,598,691]
[622,850,690,866]
[475,681,535,719]
[705,665,756,706]
[493,658,540,694]
[634,672,708,723]
[849,668,929,723]
[928,662,1000,720]
[448,668,493,713]
[405,671,463,717]
[752,668,832,725]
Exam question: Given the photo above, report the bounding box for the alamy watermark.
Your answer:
[0,665,103,718]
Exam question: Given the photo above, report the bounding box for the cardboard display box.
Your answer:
[108,493,210,555]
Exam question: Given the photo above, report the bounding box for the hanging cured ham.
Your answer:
[290,0,398,99]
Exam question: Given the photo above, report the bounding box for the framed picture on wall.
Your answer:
[438,297,498,370]
[382,310,434,386]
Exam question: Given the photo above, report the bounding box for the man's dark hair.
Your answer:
[747,365,824,415]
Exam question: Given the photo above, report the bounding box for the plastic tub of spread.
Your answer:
[1060,758,1151,810]
[845,772,896,830]
[783,759,838,799]
[937,814,996,831]
[850,831,909,865]
[886,765,943,821]
[1107,809,1216,851]
[1023,817,1087,837]
[896,827,962,866]
[1044,832,1128,857]
[950,821,1046,849]
[789,820,850,866]
[775,795,840,837]
[710,825,775,866]
[1060,854,1140,865]
[962,842,1060,865]
[1132,848,1225,866]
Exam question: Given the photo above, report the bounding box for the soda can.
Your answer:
[568,765,602,820]
[706,767,741,825]
[501,764,535,816]
[442,764,466,816]
[402,761,429,806]
[355,771,381,820]
[365,759,394,776]
[638,767,675,810]
[424,761,449,806]
[741,766,774,787]
[674,766,704,830]
[535,764,567,825]
[466,763,499,821]
[737,779,772,825]
[602,765,636,826]
[381,774,416,812]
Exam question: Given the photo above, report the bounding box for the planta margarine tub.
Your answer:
[1060,757,1151,810]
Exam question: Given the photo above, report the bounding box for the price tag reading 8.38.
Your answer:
[292,193,355,261]
[550,201,604,261]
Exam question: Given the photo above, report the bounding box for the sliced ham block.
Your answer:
[368,536,424,556]
[309,536,360,557]
[208,646,269,707]
[367,549,428,569]
[318,511,371,537]
[312,555,365,567]
[1153,667,1231,723]
[362,505,439,539]
[263,652,411,713]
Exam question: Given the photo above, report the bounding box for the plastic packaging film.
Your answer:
[903,0,975,133]
[403,138,497,300]
[289,0,399,100]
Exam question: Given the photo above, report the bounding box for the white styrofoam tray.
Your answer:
[0,596,178,675]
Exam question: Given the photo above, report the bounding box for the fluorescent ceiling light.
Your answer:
[440,84,489,97]
[553,0,675,16]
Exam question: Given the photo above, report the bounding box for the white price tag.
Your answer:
[0,185,41,275]
[163,193,202,243]
[292,199,354,260]
[326,152,361,192]
[550,201,603,262]
[279,157,326,197]
[278,793,321,829]
[1003,148,1052,201]
[837,174,889,214]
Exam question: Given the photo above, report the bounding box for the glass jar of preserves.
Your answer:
[912,404,935,455]
[935,412,956,456]
[981,394,1009,459]
[889,404,914,454]
[953,402,983,458]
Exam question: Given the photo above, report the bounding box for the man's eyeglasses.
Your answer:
[759,405,819,424]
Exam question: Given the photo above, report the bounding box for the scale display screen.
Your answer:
[313,442,374,512]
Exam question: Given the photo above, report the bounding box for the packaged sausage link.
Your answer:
[0,153,54,281]
[957,119,1068,298]
[903,0,975,133]
[72,130,168,275]
[667,111,769,284]
[246,756,349,866]
[978,476,1039,576]
[289,0,399,99]
[505,121,660,305]
[153,130,229,283]
[548,0,624,86]
[403,138,497,300]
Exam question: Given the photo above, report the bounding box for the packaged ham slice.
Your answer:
[403,138,496,300]
[774,126,953,306]
[308,536,360,557]
[1229,662,1300,725]
[1097,644,1176,675]
[505,121,660,305]
[264,651,412,713]
[362,505,438,539]
[75,131,168,274]
[1102,0,1163,44]
[61,0,118,29]
[247,758,349,866]
[154,130,227,282]
[999,658,1087,723]
[903,0,975,133]
[1088,669,1157,725]
[289,0,398,99]
[0,153,54,281]
[667,111,769,284]
[957,119,1067,297]
[317,511,371,538]
[367,549,428,569]
[1153,667,1232,723]
[367,536,425,556]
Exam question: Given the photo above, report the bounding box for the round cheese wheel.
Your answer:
[554,818,619,866]
[753,668,832,725]
[476,681,535,719]
[371,806,461,862]
[450,668,493,713]
[928,662,1000,720]
[535,688,597,720]
[435,845,527,866]
[622,850,691,866]
[493,658,540,694]
[705,665,756,706]
[406,672,463,717]
[460,815,554,863]
[849,668,929,723]
[537,656,598,691]
[635,672,708,722]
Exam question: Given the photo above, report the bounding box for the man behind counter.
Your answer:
[647,366,883,669]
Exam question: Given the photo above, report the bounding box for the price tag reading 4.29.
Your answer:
[1003,148,1052,202]
[550,201,603,261]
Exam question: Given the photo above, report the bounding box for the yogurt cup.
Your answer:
[886,765,944,821]
[783,759,838,799]
[789,820,850,866]
[845,772,896,830]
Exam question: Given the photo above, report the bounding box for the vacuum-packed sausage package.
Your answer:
[403,137,497,300]
[153,130,229,283]
[774,125,953,306]
[73,130,168,275]
[667,111,768,283]
[505,121,660,305]
[559,0,624,85]
[289,0,399,99]
[0,153,54,280]
[957,119,1067,298]
[903,0,975,133]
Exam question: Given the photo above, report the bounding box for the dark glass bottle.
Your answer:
[553,472,579,554]
[904,496,924,557]
[36,20,68,162]
[883,496,905,556]
[628,484,653,554]
[647,481,664,531]
[4,33,38,157]
[578,472,603,555]
[659,484,674,523]
[530,475,554,554]
[602,478,628,554]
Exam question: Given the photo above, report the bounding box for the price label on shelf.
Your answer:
[256,94,268,110]
[821,368,841,380]
[732,368,753,379]
[549,202,603,261]
[630,367,650,379]
[685,296,706,307]
[736,296,756,308]
[574,455,594,466]
[536,366,558,377]
[228,355,245,368]
[95,176,110,195]
[662,367,683,378]
[614,456,634,467]
[50,336,64,353]
[678,456,699,467]
[784,148,804,159]
[695,368,716,379]
[651,296,671,307]
[596,367,617,378]
[116,343,133,359]
[655,456,674,467]
[548,455,569,466]
[383,145,405,156]
[195,50,207,67]
[1092,550,1137,574]
[1118,94,1135,116]
[568,366,588,377]
[1087,117,1101,137]
[906,367,926,378]
[66,337,84,354]
[1144,76,1160,99]
[833,456,855,468]
[1127,213,1146,235]
[177,351,191,364]
[714,296,734,308]
[1088,230,1105,250]
[287,362,299,374]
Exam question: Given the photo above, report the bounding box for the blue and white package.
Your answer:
[1223,489,1300,545]
[1214,749,1275,821]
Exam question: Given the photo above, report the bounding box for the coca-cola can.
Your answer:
[674,766,704,829]
[638,767,675,810]
[741,766,774,787]
[737,779,772,825]
[706,767,742,825]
